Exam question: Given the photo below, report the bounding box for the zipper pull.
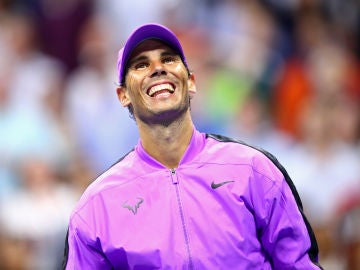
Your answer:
[170,168,179,184]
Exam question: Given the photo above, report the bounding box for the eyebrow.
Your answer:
[128,51,179,67]
[127,55,147,67]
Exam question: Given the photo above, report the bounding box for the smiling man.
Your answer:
[63,23,323,269]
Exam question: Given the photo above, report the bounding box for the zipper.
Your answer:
[170,169,194,270]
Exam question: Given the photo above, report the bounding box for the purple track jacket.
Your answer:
[63,128,322,269]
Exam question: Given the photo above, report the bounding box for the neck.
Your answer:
[137,112,194,168]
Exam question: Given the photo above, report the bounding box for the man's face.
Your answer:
[117,39,196,125]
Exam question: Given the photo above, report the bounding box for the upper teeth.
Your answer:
[148,83,174,96]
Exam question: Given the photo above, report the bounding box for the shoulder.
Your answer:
[205,133,292,185]
[72,149,141,213]
[205,133,280,166]
[206,133,303,207]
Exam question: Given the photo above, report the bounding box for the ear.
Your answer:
[187,73,197,99]
[116,86,131,107]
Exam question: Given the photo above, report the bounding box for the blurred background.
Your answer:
[0,0,359,269]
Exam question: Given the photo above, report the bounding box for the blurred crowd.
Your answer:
[0,0,359,269]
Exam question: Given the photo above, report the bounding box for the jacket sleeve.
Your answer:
[252,156,323,270]
[62,213,112,270]
[261,179,322,269]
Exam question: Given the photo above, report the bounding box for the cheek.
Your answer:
[126,75,144,96]
[174,64,188,77]
[174,64,184,73]
[172,65,190,87]
[126,73,141,87]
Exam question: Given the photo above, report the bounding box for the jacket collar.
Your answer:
[135,126,206,169]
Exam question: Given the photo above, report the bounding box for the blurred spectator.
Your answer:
[228,91,293,159]
[2,11,66,112]
[271,56,313,139]
[271,3,360,139]
[30,0,94,73]
[0,66,19,197]
[64,15,139,174]
[0,61,70,198]
[284,96,360,268]
[0,157,78,269]
[65,154,97,196]
[0,229,29,270]
[201,0,283,132]
[94,0,171,47]
[321,0,360,59]
[331,94,360,146]
[271,5,324,139]
[0,12,72,184]
[336,189,360,270]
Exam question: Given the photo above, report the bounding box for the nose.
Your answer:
[150,61,167,78]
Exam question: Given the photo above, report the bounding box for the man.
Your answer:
[63,23,322,269]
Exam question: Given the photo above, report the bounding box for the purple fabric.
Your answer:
[117,23,188,84]
[65,128,321,269]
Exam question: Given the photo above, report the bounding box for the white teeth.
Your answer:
[148,83,174,96]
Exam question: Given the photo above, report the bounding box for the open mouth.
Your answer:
[147,83,175,97]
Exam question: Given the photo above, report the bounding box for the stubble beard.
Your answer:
[135,96,191,128]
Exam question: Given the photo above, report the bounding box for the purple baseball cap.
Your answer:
[117,23,188,85]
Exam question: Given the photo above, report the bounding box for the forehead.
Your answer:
[129,39,177,61]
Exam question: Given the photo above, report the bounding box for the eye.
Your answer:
[163,56,176,64]
[134,62,149,70]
